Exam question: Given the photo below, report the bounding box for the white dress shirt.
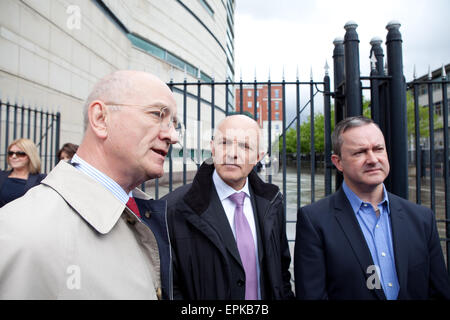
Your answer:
[212,169,261,298]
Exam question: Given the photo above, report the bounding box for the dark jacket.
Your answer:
[163,161,294,300]
[294,187,450,300]
[0,170,46,207]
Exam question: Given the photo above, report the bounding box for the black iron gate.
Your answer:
[0,98,61,174]
[145,21,450,272]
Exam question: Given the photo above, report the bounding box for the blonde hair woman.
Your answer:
[0,138,46,207]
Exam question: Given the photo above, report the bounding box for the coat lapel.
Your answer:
[249,186,264,265]
[388,193,408,298]
[333,188,386,300]
[202,187,243,267]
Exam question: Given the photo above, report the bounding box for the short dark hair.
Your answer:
[331,116,379,156]
[57,143,79,160]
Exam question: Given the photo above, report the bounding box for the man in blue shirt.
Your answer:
[294,116,450,300]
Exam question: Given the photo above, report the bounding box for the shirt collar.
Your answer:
[71,154,131,204]
[342,180,390,215]
[212,169,250,201]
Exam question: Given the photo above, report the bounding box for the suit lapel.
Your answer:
[388,194,408,298]
[201,186,243,267]
[249,186,264,265]
[333,188,386,300]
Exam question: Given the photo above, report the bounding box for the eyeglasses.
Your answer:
[104,103,184,139]
[8,151,27,158]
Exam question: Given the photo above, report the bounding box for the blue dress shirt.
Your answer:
[342,181,400,300]
[71,154,132,204]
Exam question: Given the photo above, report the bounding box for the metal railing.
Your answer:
[0,98,60,173]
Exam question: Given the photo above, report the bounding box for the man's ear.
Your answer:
[331,154,343,172]
[210,139,215,158]
[257,151,265,163]
[88,100,109,139]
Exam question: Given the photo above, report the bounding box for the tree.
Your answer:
[281,108,335,155]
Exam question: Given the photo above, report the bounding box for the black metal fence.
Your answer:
[143,21,450,273]
[0,98,61,173]
[407,75,450,272]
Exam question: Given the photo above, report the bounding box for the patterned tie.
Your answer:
[126,196,141,218]
[228,192,258,300]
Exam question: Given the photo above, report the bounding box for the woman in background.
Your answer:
[0,138,46,208]
[57,142,78,162]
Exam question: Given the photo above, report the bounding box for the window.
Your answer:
[275,101,279,110]
[435,102,442,117]
[275,112,279,120]
[128,34,199,78]
[247,91,252,97]
[274,89,280,98]
[248,101,252,108]
[257,102,260,109]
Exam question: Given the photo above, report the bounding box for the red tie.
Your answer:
[126,197,141,218]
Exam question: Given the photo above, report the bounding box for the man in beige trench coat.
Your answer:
[0,70,180,299]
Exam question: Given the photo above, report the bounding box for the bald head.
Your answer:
[83,70,173,130]
[211,114,265,190]
[214,115,264,153]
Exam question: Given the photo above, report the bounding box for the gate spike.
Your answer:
[183,65,187,80]
[310,67,313,81]
[254,67,257,81]
[370,51,377,70]
[442,64,447,79]
[413,65,416,80]
[428,65,432,80]
[324,60,329,76]
[296,65,299,81]
[268,67,271,81]
[282,65,285,80]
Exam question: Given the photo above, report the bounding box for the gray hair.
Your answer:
[83,72,134,131]
[331,116,379,156]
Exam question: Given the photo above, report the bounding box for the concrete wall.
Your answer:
[0,0,232,168]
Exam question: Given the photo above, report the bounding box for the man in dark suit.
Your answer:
[294,116,450,300]
[163,115,294,300]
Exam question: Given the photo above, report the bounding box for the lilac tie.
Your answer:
[229,192,258,300]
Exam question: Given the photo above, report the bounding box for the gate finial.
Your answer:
[442,64,447,79]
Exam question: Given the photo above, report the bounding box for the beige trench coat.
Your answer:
[0,161,168,299]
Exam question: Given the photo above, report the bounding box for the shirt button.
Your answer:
[376,224,380,228]
[381,252,386,257]
[388,283,393,287]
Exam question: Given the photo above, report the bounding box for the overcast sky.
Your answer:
[234,0,450,83]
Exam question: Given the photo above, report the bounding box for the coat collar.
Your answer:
[183,159,279,215]
[41,161,149,234]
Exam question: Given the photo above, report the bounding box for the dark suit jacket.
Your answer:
[163,161,294,300]
[294,187,450,300]
[0,170,46,207]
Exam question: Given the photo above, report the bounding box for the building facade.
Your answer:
[0,0,235,172]
[413,64,450,150]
